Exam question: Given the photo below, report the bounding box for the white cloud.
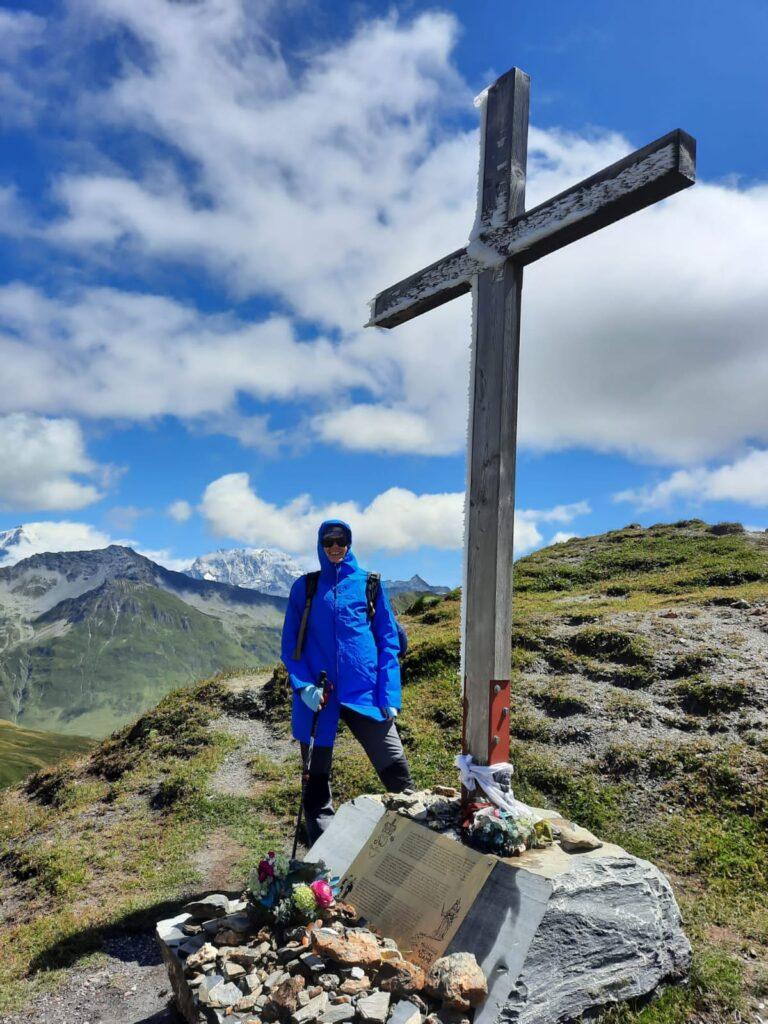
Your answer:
[615,449,768,509]
[167,499,193,523]
[0,10,46,128]
[0,285,372,429]
[199,472,588,558]
[550,531,578,545]
[1,2,768,470]
[0,520,113,565]
[0,413,106,511]
[138,548,194,573]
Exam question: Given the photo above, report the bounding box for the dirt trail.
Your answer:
[0,672,292,1024]
[208,670,295,797]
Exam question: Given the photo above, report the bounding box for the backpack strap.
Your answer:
[365,573,381,620]
[292,571,320,660]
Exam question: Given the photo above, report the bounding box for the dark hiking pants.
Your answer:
[300,706,413,847]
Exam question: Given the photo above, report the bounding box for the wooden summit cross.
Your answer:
[367,67,696,768]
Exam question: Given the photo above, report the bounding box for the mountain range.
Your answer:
[0,526,449,740]
[185,547,306,595]
[0,545,286,737]
[182,547,449,600]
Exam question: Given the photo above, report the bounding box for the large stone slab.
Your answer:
[306,798,691,1024]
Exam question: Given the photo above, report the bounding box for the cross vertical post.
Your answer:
[463,68,529,766]
[366,64,695,783]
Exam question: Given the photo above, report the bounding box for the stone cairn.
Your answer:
[157,786,609,1024]
[159,821,487,1024]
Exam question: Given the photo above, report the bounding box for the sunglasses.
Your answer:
[321,536,348,548]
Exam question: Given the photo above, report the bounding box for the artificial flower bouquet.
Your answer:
[247,852,340,925]
[462,804,555,857]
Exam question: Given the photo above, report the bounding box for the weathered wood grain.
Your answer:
[463,68,528,765]
[367,129,696,329]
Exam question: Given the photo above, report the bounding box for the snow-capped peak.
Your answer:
[185,547,305,596]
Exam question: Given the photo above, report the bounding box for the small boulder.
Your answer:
[339,976,370,995]
[553,820,603,853]
[319,1004,357,1023]
[206,979,245,1009]
[312,927,381,967]
[183,893,231,920]
[378,959,426,996]
[185,942,218,971]
[424,953,487,1010]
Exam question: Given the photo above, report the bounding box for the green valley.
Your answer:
[0,720,92,788]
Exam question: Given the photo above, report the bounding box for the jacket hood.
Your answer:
[317,519,357,573]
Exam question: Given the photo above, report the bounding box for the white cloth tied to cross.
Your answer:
[455,753,543,821]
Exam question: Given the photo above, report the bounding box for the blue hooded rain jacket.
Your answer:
[281,519,402,746]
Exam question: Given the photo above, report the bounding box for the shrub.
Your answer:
[674,676,750,716]
[669,650,715,678]
[569,628,653,666]
[709,522,745,536]
[611,665,656,690]
[531,683,590,717]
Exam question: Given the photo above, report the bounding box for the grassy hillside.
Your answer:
[0,720,92,788]
[0,579,279,737]
[0,520,765,1021]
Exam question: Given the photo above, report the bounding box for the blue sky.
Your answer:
[1,0,767,585]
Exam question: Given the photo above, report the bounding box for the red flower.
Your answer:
[258,858,275,883]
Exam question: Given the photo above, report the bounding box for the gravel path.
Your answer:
[0,933,181,1024]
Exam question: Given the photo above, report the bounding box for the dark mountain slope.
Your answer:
[0,546,286,737]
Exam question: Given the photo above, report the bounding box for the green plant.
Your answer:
[570,628,653,666]
[674,676,750,715]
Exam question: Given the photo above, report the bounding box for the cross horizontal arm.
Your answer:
[367,128,696,329]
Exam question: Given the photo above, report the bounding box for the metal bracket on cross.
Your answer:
[488,680,510,765]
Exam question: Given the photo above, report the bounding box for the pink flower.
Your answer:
[310,879,334,909]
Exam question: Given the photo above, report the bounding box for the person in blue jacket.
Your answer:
[281,519,414,844]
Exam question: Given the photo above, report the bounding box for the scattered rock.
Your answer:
[265,969,291,990]
[424,954,487,1010]
[319,1003,357,1023]
[207,979,245,1008]
[357,989,391,1023]
[186,942,218,971]
[339,976,370,995]
[268,975,306,1017]
[292,990,329,1023]
[388,1000,423,1024]
[198,974,226,1005]
[228,946,263,970]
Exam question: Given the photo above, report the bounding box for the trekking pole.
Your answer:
[292,671,332,860]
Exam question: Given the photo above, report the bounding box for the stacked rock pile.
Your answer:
[158,891,487,1024]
